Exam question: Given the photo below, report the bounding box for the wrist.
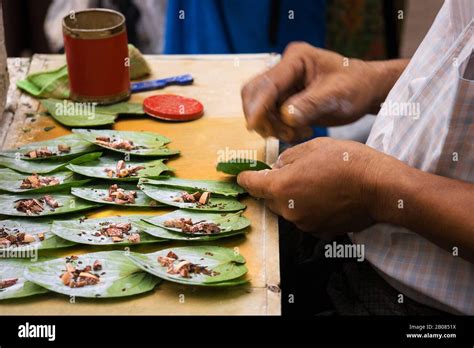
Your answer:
[366,59,409,114]
[359,151,414,225]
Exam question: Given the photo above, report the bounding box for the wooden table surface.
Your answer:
[0,54,281,315]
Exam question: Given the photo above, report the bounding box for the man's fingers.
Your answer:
[241,77,276,137]
[241,52,306,137]
[237,169,276,199]
[273,141,313,169]
[280,80,347,127]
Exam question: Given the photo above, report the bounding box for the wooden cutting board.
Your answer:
[0,54,281,315]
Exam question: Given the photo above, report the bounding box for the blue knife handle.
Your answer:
[131,74,194,93]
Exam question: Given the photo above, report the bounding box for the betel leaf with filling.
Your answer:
[0,259,49,300]
[66,155,171,181]
[143,210,250,235]
[40,99,144,127]
[127,246,248,286]
[0,152,102,174]
[216,159,271,175]
[73,129,179,157]
[0,169,91,194]
[139,183,245,212]
[70,183,165,208]
[139,177,245,197]
[24,250,161,298]
[0,134,100,161]
[0,192,101,217]
[51,215,166,246]
[0,218,75,252]
[134,220,246,242]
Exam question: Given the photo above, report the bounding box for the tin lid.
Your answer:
[143,94,204,121]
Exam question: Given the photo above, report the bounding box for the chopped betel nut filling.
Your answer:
[95,136,141,151]
[20,173,61,189]
[172,191,211,205]
[103,160,145,178]
[60,258,101,288]
[0,278,18,289]
[157,251,220,278]
[93,222,140,243]
[57,144,71,153]
[14,195,60,215]
[14,199,44,215]
[163,217,221,234]
[24,144,70,159]
[0,227,42,248]
[93,260,102,271]
[103,184,137,204]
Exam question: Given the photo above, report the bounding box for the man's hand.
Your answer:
[238,137,474,262]
[241,42,408,143]
[237,137,391,238]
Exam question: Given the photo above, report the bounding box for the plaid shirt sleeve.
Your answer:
[352,0,474,314]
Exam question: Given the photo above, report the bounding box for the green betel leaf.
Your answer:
[51,215,166,245]
[139,177,245,197]
[144,210,250,235]
[66,155,171,181]
[127,246,248,286]
[0,134,100,161]
[71,183,165,208]
[0,169,91,193]
[0,218,75,253]
[73,129,179,157]
[216,159,271,175]
[24,251,161,298]
[0,259,49,300]
[134,220,246,242]
[0,152,102,174]
[0,192,101,217]
[41,99,144,127]
[139,184,246,212]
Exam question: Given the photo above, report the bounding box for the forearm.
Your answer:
[368,158,474,263]
[366,59,410,114]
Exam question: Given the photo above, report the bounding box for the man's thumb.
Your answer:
[280,85,336,127]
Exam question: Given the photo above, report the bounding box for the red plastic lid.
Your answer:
[143,94,204,121]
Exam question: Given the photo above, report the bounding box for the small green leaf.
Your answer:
[0,218,75,252]
[0,259,49,300]
[127,246,248,286]
[71,183,165,208]
[24,251,161,298]
[51,215,166,245]
[67,155,171,181]
[41,99,144,127]
[0,134,100,161]
[0,152,102,174]
[0,192,101,217]
[139,177,245,197]
[216,159,271,175]
[139,184,246,212]
[73,129,179,157]
[144,210,250,235]
[134,220,246,241]
[0,169,91,193]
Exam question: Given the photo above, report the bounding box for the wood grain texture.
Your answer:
[0,54,281,315]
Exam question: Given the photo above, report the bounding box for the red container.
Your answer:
[63,9,130,104]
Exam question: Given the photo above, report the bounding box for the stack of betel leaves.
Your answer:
[0,130,250,300]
